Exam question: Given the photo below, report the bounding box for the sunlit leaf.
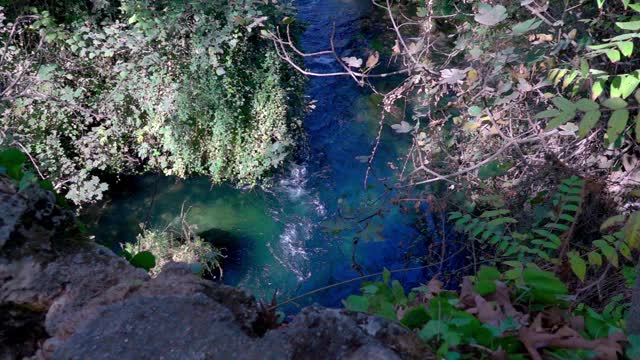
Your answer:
[617,21,640,31]
[511,18,542,35]
[607,109,629,141]
[568,251,587,281]
[474,3,508,26]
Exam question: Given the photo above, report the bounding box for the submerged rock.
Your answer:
[0,176,430,359]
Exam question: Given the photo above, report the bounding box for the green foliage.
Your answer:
[342,267,627,358]
[1,1,304,204]
[125,250,156,271]
[124,210,224,277]
[449,176,640,284]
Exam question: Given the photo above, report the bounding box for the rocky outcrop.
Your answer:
[0,176,430,359]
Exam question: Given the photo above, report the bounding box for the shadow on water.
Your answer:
[87,0,464,313]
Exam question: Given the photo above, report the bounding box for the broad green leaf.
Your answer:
[624,211,640,248]
[592,80,606,100]
[474,280,497,296]
[575,99,599,112]
[568,251,587,281]
[551,97,576,112]
[601,97,628,110]
[480,209,510,218]
[619,242,632,260]
[401,306,430,329]
[594,240,618,266]
[617,21,640,30]
[535,109,562,119]
[580,58,590,78]
[588,251,602,267]
[578,111,601,138]
[600,214,627,230]
[477,265,501,281]
[617,41,634,56]
[488,217,518,226]
[511,18,542,35]
[129,251,156,271]
[606,49,621,62]
[383,267,391,284]
[419,320,449,341]
[474,3,508,26]
[607,109,629,141]
[611,75,640,99]
[562,71,579,90]
[468,106,483,117]
[478,161,513,179]
[546,111,576,130]
[523,267,568,303]
[343,295,369,312]
[533,229,561,245]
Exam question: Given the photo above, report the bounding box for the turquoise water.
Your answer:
[90,0,455,310]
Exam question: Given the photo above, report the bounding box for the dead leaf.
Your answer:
[474,295,505,326]
[440,68,467,84]
[341,56,362,68]
[365,51,380,69]
[460,277,476,307]
[426,276,443,295]
[392,39,401,55]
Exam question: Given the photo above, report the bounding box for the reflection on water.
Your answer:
[89,0,438,310]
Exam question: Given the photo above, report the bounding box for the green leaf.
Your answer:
[594,240,618,266]
[617,21,640,30]
[611,75,640,99]
[575,99,599,112]
[129,251,156,271]
[474,280,497,296]
[511,18,542,35]
[128,14,138,24]
[523,267,568,303]
[568,252,587,281]
[592,80,606,100]
[382,267,391,284]
[602,97,628,110]
[401,306,430,329]
[617,41,634,56]
[580,58,590,78]
[480,209,510,218]
[562,71,579,90]
[478,161,513,179]
[607,109,629,141]
[419,320,449,341]
[532,229,561,246]
[474,3,508,26]
[600,214,627,231]
[488,217,518,226]
[588,251,602,267]
[624,211,640,248]
[344,295,369,312]
[468,106,483,117]
[535,109,562,119]
[606,49,621,62]
[477,265,501,281]
[551,97,577,112]
[578,111,601,138]
[545,111,576,130]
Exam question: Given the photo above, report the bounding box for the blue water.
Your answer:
[90,0,463,311]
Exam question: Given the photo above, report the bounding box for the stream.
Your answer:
[89,0,458,311]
